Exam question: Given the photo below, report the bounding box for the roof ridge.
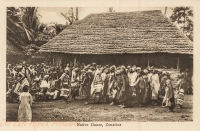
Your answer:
[92,9,161,14]
[80,10,162,20]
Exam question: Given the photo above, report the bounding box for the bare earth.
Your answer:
[6,95,193,122]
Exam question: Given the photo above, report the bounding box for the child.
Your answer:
[18,85,33,121]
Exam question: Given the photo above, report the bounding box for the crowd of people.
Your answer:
[6,61,193,121]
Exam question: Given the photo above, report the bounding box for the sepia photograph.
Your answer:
[6,7,193,122]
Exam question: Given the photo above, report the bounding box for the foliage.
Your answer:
[17,7,41,39]
[23,44,40,55]
[35,23,66,41]
[61,7,78,25]
[7,7,67,56]
[170,7,193,41]
[109,7,115,13]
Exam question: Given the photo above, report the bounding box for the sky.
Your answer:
[37,7,174,25]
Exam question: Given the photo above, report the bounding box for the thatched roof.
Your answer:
[39,10,193,54]
[7,40,24,56]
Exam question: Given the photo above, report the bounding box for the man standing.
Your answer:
[71,68,80,100]
[150,70,160,105]
[107,65,116,105]
[128,66,138,99]
[60,67,71,102]
[82,70,93,104]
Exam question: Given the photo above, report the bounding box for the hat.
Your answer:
[131,67,136,71]
[117,66,121,70]
[92,62,96,65]
[120,68,126,74]
[132,65,136,68]
[110,65,116,71]
[143,69,148,74]
[73,68,79,72]
[162,71,167,75]
[87,69,93,73]
[96,65,101,69]
[96,70,101,75]
[136,67,141,70]
[64,67,70,71]
[81,69,86,73]
[127,65,131,69]
[121,65,126,69]
[105,65,109,68]
[103,68,108,73]
[150,66,154,70]
[44,75,49,79]
[115,69,121,75]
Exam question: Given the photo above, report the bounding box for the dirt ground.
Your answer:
[6,95,193,122]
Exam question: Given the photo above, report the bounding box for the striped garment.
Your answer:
[176,89,184,105]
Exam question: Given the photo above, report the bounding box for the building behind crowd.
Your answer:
[39,10,193,72]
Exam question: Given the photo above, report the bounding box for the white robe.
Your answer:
[128,72,138,87]
[151,74,160,98]
[40,80,50,89]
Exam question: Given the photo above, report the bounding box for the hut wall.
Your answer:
[51,53,192,72]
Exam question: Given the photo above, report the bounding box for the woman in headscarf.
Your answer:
[101,68,109,102]
[162,75,175,112]
[159,71,168,103]
[132,68,146,107]
[59,67,71,102]
[82,70,93,104]
[109,69,121,106]
[90,70,103,101]
[107,65,116,105]
[71,68,80,100]
[175,73,185,109]
[147,67,153,102]
[142,69,150,105]
[118,67,132,108]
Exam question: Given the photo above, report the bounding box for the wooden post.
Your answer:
[74,56,76,67]
[177,57,180,70]
[53,56,55,64]
[148,54,149,67]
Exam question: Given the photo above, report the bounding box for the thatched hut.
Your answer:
[39,10,193,72]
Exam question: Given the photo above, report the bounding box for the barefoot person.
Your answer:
[60,67,71,102]
[82,70,93,104]
[150,70,160,105]
[71,68,80,100]
[162,76,175,112]
[18,85,33,121]
[175,74,185,109]
[118,67,132,108]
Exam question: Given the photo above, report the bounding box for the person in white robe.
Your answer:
[150,70,160,105]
